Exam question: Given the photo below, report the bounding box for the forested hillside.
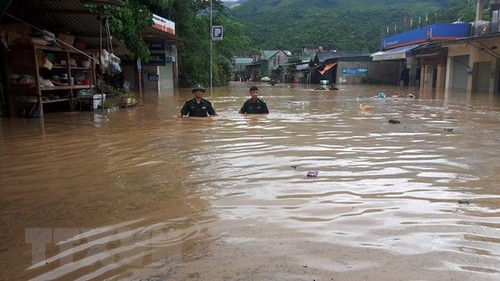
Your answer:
[229,0,476,52]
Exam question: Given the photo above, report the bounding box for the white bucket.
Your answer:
[93,94,106,109]
[81,61,90,68]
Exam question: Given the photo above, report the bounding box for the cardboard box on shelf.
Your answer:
[36,50,52,70]
[57,33,74,48]
[0,23,31,47]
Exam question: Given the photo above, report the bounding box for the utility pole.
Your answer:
[210,0,213,96]
[476,0,484,22]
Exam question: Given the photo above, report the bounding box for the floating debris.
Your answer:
[306,170,318,177]
[458,200,470,205]
[291,165,298,169]
[377,92,386,98]
[444,128,454,133]
[359,104,373,111]
[288,101,305,107]
[388,119,401,124]
[407,94,415,99]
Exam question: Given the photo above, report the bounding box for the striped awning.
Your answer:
[319,63,337,75]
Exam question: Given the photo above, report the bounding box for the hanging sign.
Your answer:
[144,54,166,66]
[145,41,166,66]
[342,68,368,75]
[147,41,165,51]
[211,26,223,41]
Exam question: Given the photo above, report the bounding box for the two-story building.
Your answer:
[371,23,469,87]
[246,49,291,82]
[372,0,500,98]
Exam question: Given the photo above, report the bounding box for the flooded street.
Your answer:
[0,83,499,281]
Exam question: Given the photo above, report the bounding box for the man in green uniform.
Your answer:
[178,84,218,117]
[239,85,269,114]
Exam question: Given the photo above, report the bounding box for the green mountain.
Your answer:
[229,0,459,53]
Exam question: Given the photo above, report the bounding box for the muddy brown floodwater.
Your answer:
[0,83,499,281]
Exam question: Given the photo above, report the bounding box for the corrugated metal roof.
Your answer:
[1,0,121,51]
[3,0,105,38]
[261,50,279,60]
[260,50,292,60]
[1,0,182,56]
[235,57,253,64]
[370,44,421,61]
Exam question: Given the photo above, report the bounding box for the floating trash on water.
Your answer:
[291,165,298,169]
[377,92,386,98]
[444,128,454,133]
[458,200,470,205]
[388,119,401,124]
[306,170,318,177]
[359,104,373,111]
[407,94,415,99]
[288,101,305,107]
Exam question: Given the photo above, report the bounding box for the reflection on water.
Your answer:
[0,84,499,280]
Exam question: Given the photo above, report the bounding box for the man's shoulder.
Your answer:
[201,98,212,105]
[245,98,266,103]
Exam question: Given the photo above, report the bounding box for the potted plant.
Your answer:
[102,99,116,109]
[118,91,138,106]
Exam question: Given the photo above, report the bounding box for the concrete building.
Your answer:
[415,0,500,96]
[371,23,469,86]
[246,50,291,81]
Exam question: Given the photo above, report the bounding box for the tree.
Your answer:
[86,0,159,60]
[153,0,252,86]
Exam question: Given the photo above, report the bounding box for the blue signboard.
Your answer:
[342,68,368,75]
[145,41,166,66]
[381,23,469,50]
[143,53,166,66]
[147,41,165,51]
[212,26,223,41]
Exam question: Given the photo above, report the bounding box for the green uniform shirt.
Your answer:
[239,98,269,114]
[180,98,216,117]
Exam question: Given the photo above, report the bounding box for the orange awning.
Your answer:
[319,63,337,75]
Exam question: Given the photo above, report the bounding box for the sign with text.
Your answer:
[211,26,223,41]
[147,41,165,51]
[342,68,368,75]
[144,53,166,66]
[146,41,166,66]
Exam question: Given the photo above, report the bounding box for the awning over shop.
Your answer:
[371,44,421,61]
[319,63,337,75]
[295,63,310,71]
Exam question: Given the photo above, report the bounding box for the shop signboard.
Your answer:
[342,68,368,75]
[145,41,166,66]
[381,23,469,50]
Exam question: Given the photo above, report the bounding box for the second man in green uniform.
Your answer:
[239,86,269,114]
